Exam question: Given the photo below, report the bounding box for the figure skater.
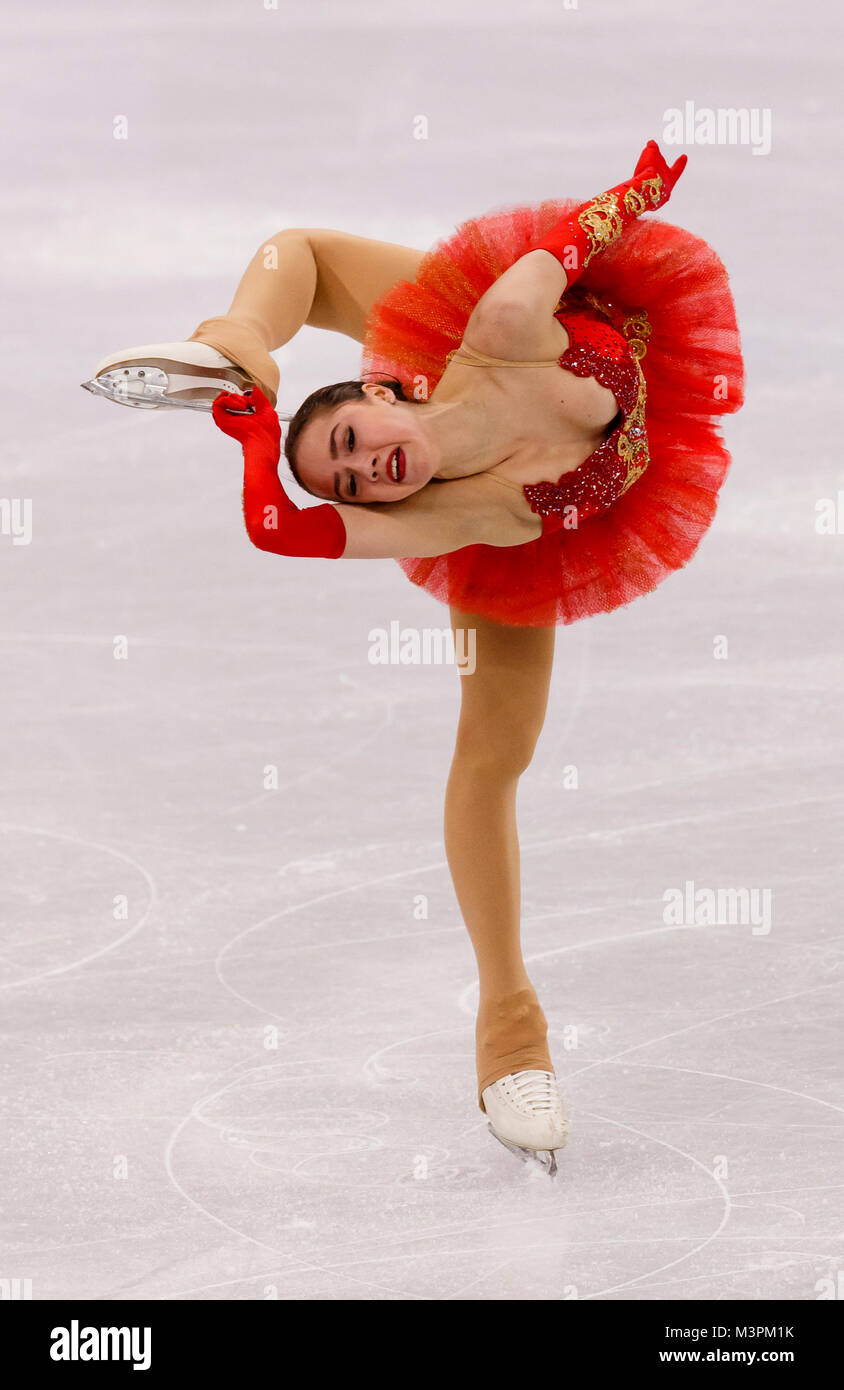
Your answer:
[82,140,744,1176]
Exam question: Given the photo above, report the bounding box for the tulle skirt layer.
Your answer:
[360,200,744,627]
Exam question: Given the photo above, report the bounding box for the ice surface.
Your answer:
[1,0,842,1301]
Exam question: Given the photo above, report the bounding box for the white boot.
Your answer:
[483,1070,568,1176]
[80,341,254,411]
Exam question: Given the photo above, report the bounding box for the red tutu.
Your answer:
[360,200,745,627]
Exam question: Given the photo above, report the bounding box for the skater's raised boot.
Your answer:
[81,316,280,412]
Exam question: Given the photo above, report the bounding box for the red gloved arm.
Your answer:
[211,386,346,559]
[533,139,688,286]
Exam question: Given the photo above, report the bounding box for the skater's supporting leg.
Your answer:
[444,608,557,1106]
[188,229,426,397]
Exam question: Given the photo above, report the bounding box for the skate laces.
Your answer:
[509,1070,556,1111]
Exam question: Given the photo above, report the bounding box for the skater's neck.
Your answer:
[412,398,505,480]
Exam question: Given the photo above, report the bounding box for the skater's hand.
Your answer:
[212,385,281,451]
[631,139,687,206]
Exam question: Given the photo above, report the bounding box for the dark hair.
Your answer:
[281,377,412,496]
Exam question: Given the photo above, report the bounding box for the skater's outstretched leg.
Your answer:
[83,229,425,410]
[189,228,427,399]
[223,227,426,348]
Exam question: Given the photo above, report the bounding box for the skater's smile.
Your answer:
[292,382,437,503]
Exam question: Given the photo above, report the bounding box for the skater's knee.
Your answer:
[452,722,541,781]
[252,227,316,260]
[262,227,342,258]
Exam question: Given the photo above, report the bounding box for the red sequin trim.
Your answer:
[522,302,647,527]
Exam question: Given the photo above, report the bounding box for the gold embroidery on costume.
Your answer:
[621,311,652,362]
[576,192,625,266]
[616,362,650,493]
[561,292,653,493]
[574,175,664,269]
[623,187,647,216]
[577,290,611,319]
[577,293,653,365]
[640,174,664,207]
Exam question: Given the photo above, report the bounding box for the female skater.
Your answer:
[82,140,744,1175]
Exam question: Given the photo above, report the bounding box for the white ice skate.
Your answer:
[483,1070,568,1177]
[80,341,255,412]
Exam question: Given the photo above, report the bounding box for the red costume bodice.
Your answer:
[521,292,652,532]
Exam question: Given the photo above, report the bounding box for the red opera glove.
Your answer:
[533,139,688,286]
[211,386,346,559]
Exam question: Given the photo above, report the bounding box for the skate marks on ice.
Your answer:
[4,724,841,1298]
[152,855,842,1300]
[0,822,157,991]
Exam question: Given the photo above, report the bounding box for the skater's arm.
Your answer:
[464,251,570,361]
[333,474,541,559]
[242,465,538,561]
[212,387,541,560]
[465,140,688,363]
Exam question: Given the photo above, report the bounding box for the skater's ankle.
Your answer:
[223,312,274,351]
[187,316,280,405]
[478,980,537,1008]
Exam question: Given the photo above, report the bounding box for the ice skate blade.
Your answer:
[80,366,246,412]
[487,1122,561,1178]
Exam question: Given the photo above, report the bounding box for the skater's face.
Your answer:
[293,385,436,502]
